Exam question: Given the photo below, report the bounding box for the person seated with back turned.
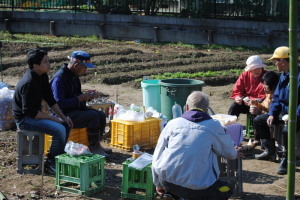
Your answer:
[228,55,267,117]
[266,46,300,175]
[13,48,73,175]
[152,91,243,200]
[248,71,279,161]
[50,51,111,157]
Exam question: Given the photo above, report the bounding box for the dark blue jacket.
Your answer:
[269,66,300,117]
[50,64,86,113]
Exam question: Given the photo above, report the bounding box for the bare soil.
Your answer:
[0,38,299,200]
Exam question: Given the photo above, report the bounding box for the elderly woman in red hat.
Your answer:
[228,55,268,118]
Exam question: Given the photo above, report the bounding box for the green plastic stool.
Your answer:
[56,154,105,196]
[245,113,255,139]
[121,160,156,200]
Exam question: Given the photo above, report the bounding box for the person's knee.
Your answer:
[253,116,259,125]
[96,110,106,123]
[51,124,67,142]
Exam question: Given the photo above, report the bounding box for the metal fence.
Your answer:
[0,0,297,21]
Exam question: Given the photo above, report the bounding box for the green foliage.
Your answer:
[79,4,95,11]
[230,69,243,74]
[0,32,105,46]
[145,70,242,80]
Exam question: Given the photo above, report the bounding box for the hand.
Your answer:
[235,146,244,158]
[50,115,62,124]
[267,115,274,126]
[249,99,258,106]
[63,116,73,128]
[78,92,94,102]
[88,90,100,98]
[243,97,250,106]
[156,187,165,196]
[235,97,243,105]
[249,105,260,115]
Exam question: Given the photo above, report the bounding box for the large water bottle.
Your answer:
[172,103,182,119]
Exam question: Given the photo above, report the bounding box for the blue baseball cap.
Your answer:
[70,51,95,68]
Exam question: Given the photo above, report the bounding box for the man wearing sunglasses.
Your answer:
[267,46,300,175]
[50,51,111,157]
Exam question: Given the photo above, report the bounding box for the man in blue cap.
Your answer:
[50,51,111,157]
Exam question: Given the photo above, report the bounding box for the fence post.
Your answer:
[153,26,159,43]
[50,21,55,35]
[75,0,77,12]
[4,19,10,33]
[99,23,106,39]
[207,29,214,46]
[12,0,14,11]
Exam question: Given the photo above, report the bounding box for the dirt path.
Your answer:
[1,76,299,199]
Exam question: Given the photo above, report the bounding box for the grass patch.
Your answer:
[0,31,273,54]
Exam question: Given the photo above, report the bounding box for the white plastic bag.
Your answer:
[211,114,237,126]
[113,103,125,119]
[117,104,145,121]
[0,87,15,131]
[144,107,160,118]
[118,110,145,121]
[64,141,91,156]
[128,152,153,170]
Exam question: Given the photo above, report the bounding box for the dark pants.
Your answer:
[253,113,272,139]
[254,114,300,157]
[66,108,106,135]
[162,179,233,200]
[228,101,249,117]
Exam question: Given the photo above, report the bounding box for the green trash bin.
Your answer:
[160,79,205,121]
[141,80,161,112]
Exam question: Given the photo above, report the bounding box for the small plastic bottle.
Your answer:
[172,103,182,119]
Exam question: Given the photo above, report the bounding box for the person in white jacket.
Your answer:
[152,91,243,200]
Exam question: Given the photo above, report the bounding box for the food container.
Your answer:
[211,114,237,126]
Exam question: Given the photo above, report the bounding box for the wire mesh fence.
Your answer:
[0,0,297,21]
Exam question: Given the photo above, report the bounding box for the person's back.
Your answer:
[152,91,242,200]
[153,117,237,190]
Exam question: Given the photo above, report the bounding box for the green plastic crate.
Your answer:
[121,160,156,200]
[55,154,105,196]
[245,113,255,139]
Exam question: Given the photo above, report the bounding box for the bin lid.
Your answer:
[141,79,160,88]
[160,78,204,87]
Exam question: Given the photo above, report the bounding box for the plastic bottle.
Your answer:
[172,103,182,119]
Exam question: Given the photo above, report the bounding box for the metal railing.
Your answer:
[0,0,298,21]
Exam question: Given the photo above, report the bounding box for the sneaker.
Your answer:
[163,194,176,200]
[277,158,287,175]
[104,148,113,154]
[45,164,56,175]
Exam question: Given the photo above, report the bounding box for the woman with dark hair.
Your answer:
[249,71,280,161]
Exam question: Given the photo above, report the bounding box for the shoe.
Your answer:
[255,139,276,161]
[103,148,113,154]
[277,158,287,175]
[45,164,56,175]
[254,150,276,161]
[163,194,176,200]
[88,134,109,157]
[253,140,261,146]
